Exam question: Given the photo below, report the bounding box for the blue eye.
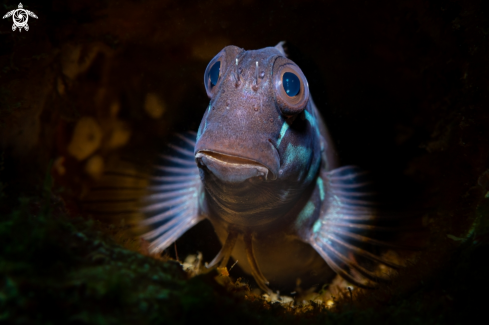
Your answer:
[282,72,300,97]
[209,61,221,88]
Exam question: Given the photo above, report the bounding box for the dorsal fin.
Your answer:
[275,41,288,57]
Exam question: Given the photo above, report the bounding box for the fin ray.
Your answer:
[307,165,408,287]
[159,154,197,166]
[317,237,390,284]
[154,165,199,174]
[141,132,203,254]
[82,131,204,256]
[141,210,194,240]
[144,187,196,201]
[244,232,272,294]
[148,217,203,253]
[167,143,194,157]
[206,230,238,269]
[175,133,197,146]
[141,195,193,213]
[311,241,374,288]
[140,202,194,226]
[326,222,408,232]
[150,175,200,182]
[328,234,402,269]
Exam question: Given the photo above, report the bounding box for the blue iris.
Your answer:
[282,72,300,97]
[209,61,221,87]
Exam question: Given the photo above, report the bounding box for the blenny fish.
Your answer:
[86,43,404,293]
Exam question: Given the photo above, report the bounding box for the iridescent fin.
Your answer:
[140,131,204,254]
[205,229,238,269]
[83,131,204,255]
[244,232,272,294]
[308,166,405,288]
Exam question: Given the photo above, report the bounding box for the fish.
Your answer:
[85,42,407,293]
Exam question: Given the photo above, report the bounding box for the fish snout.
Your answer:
[195,151,276,183]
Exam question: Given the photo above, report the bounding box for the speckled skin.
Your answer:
[195,45,340,290]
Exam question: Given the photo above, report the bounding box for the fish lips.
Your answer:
[195,149,280,183]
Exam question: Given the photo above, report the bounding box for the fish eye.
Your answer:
[282,72,300,97]
[203,46,244,99]
[209,61,221,88]
[204,52,225,98]
[273,60,309,115]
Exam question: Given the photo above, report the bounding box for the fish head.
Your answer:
[195,45,322,227]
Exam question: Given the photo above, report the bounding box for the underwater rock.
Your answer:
[144,93,166,119]
[105,120,131,149]
[85,154,104,179]
[68,117,103,161]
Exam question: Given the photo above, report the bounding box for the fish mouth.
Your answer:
[195,150,275,183]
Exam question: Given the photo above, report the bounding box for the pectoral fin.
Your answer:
[307,166,407,288]
[84,131,204,254]
[139,132,204,253]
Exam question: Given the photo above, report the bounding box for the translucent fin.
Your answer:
[83,131,204,255]
[244,233,272,294]
[205,230,238,269]
[275,41,287,57]
[140,131,204,254]
[308,166,404,288]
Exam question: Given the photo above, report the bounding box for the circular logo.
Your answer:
[13,9,28,28]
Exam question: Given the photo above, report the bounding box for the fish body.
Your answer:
[87,43,401,293]
[194,44,340,290]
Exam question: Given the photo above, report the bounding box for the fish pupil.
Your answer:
[282,72,300,97]
[209,61,221,88]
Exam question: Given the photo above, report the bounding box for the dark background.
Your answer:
[1,0,489,323]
